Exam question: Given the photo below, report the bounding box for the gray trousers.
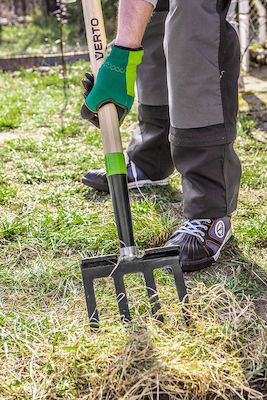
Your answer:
[128,0,242,219]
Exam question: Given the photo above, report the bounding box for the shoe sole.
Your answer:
[82,177,109,192]
[163,228,232,274]
[82,177,169,192]
[128,178,169,190]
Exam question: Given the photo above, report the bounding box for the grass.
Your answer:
[0,13,87,57]
[0,5,116,58]
[0,63,266,399]
[0,22,83,58]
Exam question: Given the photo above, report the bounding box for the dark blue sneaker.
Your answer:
[164,217,232,272]
[82,157,169,192]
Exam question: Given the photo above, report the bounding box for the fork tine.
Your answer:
[143,268,163,322]
[172,263,187,302]
[83,278,99,329]
[172,263,190,325]
[113,275,132,322]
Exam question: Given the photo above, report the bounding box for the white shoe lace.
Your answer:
[176,219,212,242]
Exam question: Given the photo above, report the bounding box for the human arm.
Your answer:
[115,0,154,48]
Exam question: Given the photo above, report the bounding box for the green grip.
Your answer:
[105,153,127,177]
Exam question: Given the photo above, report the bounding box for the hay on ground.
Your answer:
[0,283,266,399]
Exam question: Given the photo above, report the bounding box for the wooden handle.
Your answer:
[81,0,123,154]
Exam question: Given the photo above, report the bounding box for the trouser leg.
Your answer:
[171,142,242,219]
[127,104,174,180]
[165,0,241,217]
[135,3,169,106]
[127,1,174,180]
[165,0,240,139]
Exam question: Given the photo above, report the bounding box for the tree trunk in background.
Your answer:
[0,0,58,19]
[21,0,26,16]
[12,0,28,17]
[45,0,58,16]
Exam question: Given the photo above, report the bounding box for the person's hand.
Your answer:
[81,45,143,127]
[81,73,100,127]
[81,72,125,127]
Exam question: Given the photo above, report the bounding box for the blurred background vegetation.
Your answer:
[0,0,118,56]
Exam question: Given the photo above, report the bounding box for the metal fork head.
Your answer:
[81,246,188,329]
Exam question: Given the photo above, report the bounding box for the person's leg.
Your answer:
[83,0,174,191]
[165,141,241,272]
[127,0,174,180]
[171,142,241,220]
[127,104,173,181]
[164,0,240,136]
[164,0,241,271]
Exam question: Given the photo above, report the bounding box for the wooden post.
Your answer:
[239,0,250,73]
[252,0,266,46]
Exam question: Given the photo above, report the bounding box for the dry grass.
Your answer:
[0,283,265,400]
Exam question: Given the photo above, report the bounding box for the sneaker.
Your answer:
[82,157,169,192]
[164,217,232,272]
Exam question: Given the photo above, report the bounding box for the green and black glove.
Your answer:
[81,45,144,127]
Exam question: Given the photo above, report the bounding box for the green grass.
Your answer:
[0,67,84,131]
[0,18,87,57]
[0,3,117,58]
[0,63,266,399]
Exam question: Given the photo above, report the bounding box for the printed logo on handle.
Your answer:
[91,18,104,61]
[215,221,225,239]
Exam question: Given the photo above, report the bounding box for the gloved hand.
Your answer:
[81,45,144,127]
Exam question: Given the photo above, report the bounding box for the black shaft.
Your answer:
[107,174,136,249]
